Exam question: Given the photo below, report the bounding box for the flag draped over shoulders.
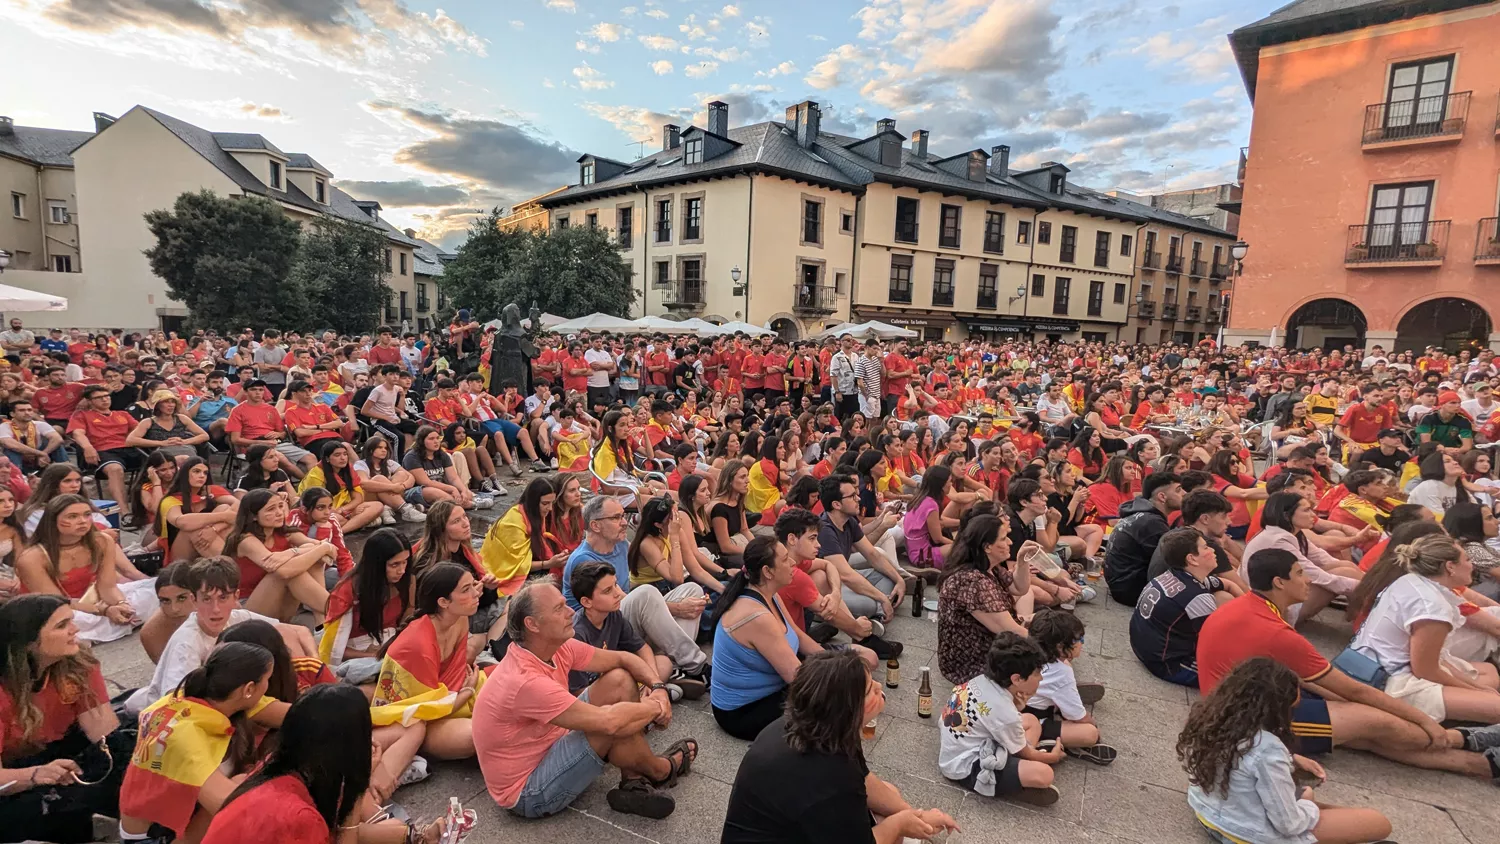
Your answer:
[370,615,484,726]
[120,694,245,834]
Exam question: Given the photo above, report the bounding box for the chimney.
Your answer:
[910,129,929,159]
[707,100,729,137]
[876,118,896,135]
[990,144,1011,176]
[404,228,417,239]
[785,104,801,137]
[0,117,12,137]
[93,112,116,133]
[662,123,681,152]
[796,101,821,149]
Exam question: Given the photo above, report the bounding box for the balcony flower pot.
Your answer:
[1414,242,1439,259]
[1348,245,1369,261]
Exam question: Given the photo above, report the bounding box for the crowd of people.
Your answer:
[1,315,1499,843]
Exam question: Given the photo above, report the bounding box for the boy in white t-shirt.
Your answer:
[938,633,1066,805]
[1024,610,1117,765]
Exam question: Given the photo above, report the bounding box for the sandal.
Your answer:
[607,777,676,819]
[650,737,699,788]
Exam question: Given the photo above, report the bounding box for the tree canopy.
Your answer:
[290,215,389,336]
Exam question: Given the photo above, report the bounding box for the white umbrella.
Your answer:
[713,320,776,337]
[632,316,700,335]
[0,283,67,312]
[676,318,722,335]
[810,322,858,340]
[810,321,917,340]
[863,320,920,339]
[550,312,639,334]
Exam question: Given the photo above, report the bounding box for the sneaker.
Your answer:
[399,503,426,523]
[531,460,550,472]
[1077,682,1106,705]
[607,779,675,819]
[1458,724,1500,752]
[807,621,840,644]
[665,683,684,703]
[1065,743,1118,766]
[678,662,711,685]
[550,457,559,469]
[1012,784,1061,806]
[1077,584,1097,603]
[473,494,495,510]
[869,618,885,638]
[669,676,706,700]
[509,462,525,478]
[380,507,397,526]
[1059,599,1077,611]
[397,755,430,786]
[493,483,509,496]
[856,633,904,660]
[479,478,496,494]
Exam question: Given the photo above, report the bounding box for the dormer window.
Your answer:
[581,162,595,186]
[684,137,704,165]
[1049,173,1065,194]
[269,160,282,190]
[315,178,326,203]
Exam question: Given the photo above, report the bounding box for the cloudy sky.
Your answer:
[2,0,1282,249]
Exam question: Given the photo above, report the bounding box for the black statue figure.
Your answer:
[489,302,538,396]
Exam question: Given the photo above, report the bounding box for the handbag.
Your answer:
[1331,645,1388,689]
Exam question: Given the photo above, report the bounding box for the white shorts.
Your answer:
[1383,672,1447,721]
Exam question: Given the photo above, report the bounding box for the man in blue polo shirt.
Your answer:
[187,370,238,447]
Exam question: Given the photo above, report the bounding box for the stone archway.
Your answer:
[1285,298,1367,351]
[769,317,801,341]
[1395,297,1492,354]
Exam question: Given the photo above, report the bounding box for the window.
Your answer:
[1059,226,1077,263]
[617,206,633,245]
[1031,273,1045,296]
[1168,235,1181,260]
[1187,289,1198,304]
[684,197,703,241]
[983,211,1005,253]
[1087,281,1104,317]
[53,255,72,272]
[803,199,823,246]
[269,160,281,189]
[1140,283,1152,302]
[888,255,913,304]
[400,291,408,313]
[1049,173,1065,194]
[684,137,704,165]
[1209,294,1220,312]
[581,162,595,185]
[654,260,671,287]
[1367,181,1434,254]
[1113,282,1126,304]
[1037,221,1052,244]
[10,193,23,218]
[681,259,704,302]
[399,252,407,275]
[841,212,854,234]
[1144,230,1157,258]
[894,197,919,243]
[932,259,955,306]
[1017,220,1031,245]
[48,202,67,224]
[1053,277,1071,315]
[939,204,961,249]
[556,216,569,230]
[1385,56,1454,132]
[1094,231,1110,267]
[417,282,428,310]
[977,264,998,310]
[834,271,847,294]
[384,248,392,272]
[315,179,326,203]
[655,198,672,243]
[1120,234,1133,256]
[586,212,598,230]
[1212,243,1224,269]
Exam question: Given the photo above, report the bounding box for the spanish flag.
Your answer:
[554,427,591,473]
[319,580,404,665]
[119,694,261,834]
[478,505,548,596]
[370,615,487,727]
[746,458,781,515]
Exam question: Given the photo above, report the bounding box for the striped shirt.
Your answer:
[854,354,883,401]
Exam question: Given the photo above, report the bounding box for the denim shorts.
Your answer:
[402,486,426,506]
[508,721,605,817]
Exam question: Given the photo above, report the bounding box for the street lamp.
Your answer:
[731,264,744,296]
[0,250,9,274]
[1008,284,1025,306]
[1221,241,1248,346]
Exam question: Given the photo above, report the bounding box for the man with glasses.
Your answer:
[68,384,146,507]
[559,496,710,686]
[816,474,907,626]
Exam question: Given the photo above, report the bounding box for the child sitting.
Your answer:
[287,487,353,590]
[1024,610,1117,765]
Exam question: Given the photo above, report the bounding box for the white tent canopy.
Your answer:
[710,320,776,337]
[632,316,701,335]
[549,313,639,334]
[810,320,918,340]
[0,283,67,312]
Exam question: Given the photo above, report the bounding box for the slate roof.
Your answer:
[210,132,286,156]
[1097,189,1235,239]
[411,235,447,278]
[0,124,94,167]
[1228,0,1490,99]
[286,153,332,175]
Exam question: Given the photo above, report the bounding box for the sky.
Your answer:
[1,0,1288,250]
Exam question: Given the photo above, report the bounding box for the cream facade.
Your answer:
[1126,219,1239,345]
[0,116,90,276]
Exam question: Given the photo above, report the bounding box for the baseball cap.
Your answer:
[1377,428,1403,440]
[1438,390,1461,406]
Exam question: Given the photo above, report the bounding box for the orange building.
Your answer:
[1228,0,1500,353]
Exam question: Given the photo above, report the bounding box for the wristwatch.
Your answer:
[648,682,669,693]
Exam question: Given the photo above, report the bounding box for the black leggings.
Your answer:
[0,724,134,843]
[712,686,789,741]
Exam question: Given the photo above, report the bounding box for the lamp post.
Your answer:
[731,264,746,326]
[1221,240,1247,347]
[1008,284,1025,306]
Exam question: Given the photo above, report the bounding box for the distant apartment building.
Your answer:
[0,115,92,276]
[497,188,565,233]
[1228,0,1500,352]
[1108,190,1241,345]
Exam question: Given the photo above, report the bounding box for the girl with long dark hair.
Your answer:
[232,443,294,508]
[1206,450,1266,541]
[353,434,423,523]
[1242,492,1363,626]
[298,441,384,533]
[18,463,111,537]
[128,450,177,536]
[709,462,754,560]
[321,528,414,678]
[1067,427,1105,480]
[481,478,570,588]
[903,465,953,569]
[224,489,335,623]
[935,515,1034,685]
[550,473,585,558]
[157,456,236,562]
[1445,502,1500,600]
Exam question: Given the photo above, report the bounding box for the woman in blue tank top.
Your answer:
[710,535,821,739]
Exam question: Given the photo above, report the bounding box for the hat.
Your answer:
[147,389,179,409]
[1438,390,1462,406]
[244,378,269,391]
[1377,428,1403,440]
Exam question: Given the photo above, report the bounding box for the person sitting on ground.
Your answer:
[1180,657,1393,844]
[17,463,115,540]
[1446,502,1500,600]
[1147,489,1248,589]
[481,477,572,589]
[128,450,176,543]
[936,514,1035,685]
[157,456,236,563]
[297,440,384,534]
[403,425,476,510]
[411,501,506,656]
[16,494,157,643]
[1103,472,1184,605]
[0,595,132,844]
[1024,610,1116,765]
[721,649,960,844]
[570,560,705,699]
[1407,450,1471,517]
[626,494,725,599]
[352,435,425,523]
[474,580,697,820]
[139,560,194,664]
[441,421,502,498]
[939,632,1068,806]
[1242,492,1363,625]
[902,465,953,572]
[288,487,356,591]
[711,535,824,740]
[321,528,413,687]
[225,489,335,623]
[774,507,896,659]
[1130,527,1242,687]
[560,495,711,683]
[816,474,908,630]
[118,641,275,842]
[1328,469,1401,556]
[1196,548,1500,782]
[1005,477,1093,609]
[232,443,295,508]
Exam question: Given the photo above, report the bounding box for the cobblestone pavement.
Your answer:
[90,500,1494,844]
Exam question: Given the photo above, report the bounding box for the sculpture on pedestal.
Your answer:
[488,301,539,396]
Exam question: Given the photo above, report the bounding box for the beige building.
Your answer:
[542,100,1199,343]
[18,105,418,332]
[0,114,92,278]
[497,188,566,233]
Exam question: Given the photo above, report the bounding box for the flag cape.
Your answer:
[478,505,539,596]
[119,695,235,834]
[370,615,484,726]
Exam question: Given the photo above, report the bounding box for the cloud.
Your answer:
[650,59,674,74]
[756,60,796,78]
[638,33,677,50]
[692,44,750,62]
[575,40,599,53]
[1068,108,1173,140]
[584,102,693,144]
[337,179,471,207]
[721,4,740,17]
[364,100,578,197]
[510,19,524,29]
[685,60,719,78]
[620,6,637,16]
[644,8,667,19]
[805,44,871,90]
[744,20,767,38]
[572,62,613,89]
[544,0,576,12]
[1132,30,1234,78]
[589,21,625,42]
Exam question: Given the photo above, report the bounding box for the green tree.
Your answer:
[437,208,532,319]
[290,215,389,335]
[144,190,304,331]
[499,225,636,317]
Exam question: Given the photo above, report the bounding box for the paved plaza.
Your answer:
[90,506,1496,844]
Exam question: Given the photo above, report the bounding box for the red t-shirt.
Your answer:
[67,408,134,450]
[790,355,814,389]
[0,664,107,757]
[646,351,671,387]
[562,354,590,394]
[1212,473,1256,527]
[1339,404,1393,444]
[532,347,558,383]
[424,397,465,426]
[762,352,787,391]
[883,353,913,396]
[35,383,86,421]
[201,774,328,844]
[1196,594,1331,694]
[281,403,339,446]
[225,402,284,441]
[365,344,402,366]
[741,352,765,389]
[66,341,91,364]
[777,564,821,633]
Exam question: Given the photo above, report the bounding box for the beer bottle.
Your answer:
[886,658,900,689]
[917,667,933,718]
[911,577,925,617]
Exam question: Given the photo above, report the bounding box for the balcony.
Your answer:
[1206,308,1221,324]
[384,306,397,322]
[1210,261,1231,282]
[1190,259,1208,278]
[1363,92,1469,149]
[1478,218,1500,266]
[662,278,707,311]
[1137,301,1155,318]
[400,307,412,321]
[416,297,430,313]
[1141,251,1161,271]
[793,284,838,315]
[976,290,998,310]
[1161,303,1179,320]
[1186,305,1202,322]
[1345,220,1450,268]
[1165,255,1184,274]
[932,286,955,307]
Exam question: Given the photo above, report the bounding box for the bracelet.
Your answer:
[29,768,37,786]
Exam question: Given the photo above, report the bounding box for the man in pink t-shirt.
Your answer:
[472,582,697,819]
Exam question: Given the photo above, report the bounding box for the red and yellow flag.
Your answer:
[119,695,236,834]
